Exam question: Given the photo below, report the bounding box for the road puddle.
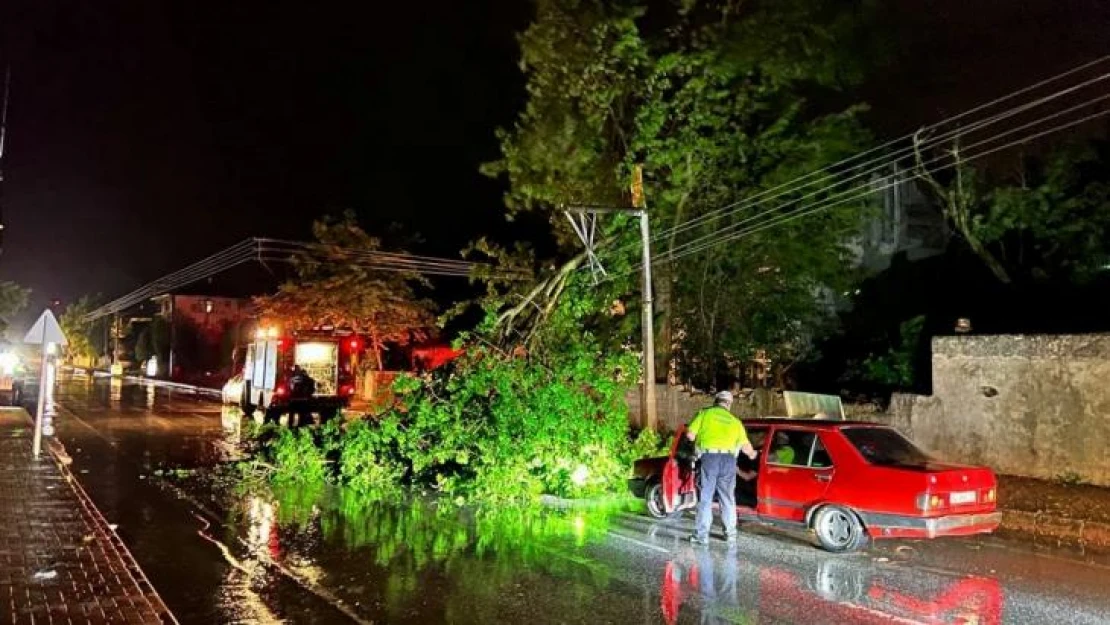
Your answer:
[183,474,639,623]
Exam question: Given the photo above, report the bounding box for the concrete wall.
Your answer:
[626,384,783,432]
[627,384,887,432]
[892,334,1110,487]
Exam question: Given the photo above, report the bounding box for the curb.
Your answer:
[998,508,1110,553]
[13,408,179,623]
[50,440,181,624]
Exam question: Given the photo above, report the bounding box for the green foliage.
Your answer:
[853,315,925,389]
[254,267,642,503]
[59,295,100,362]
[264,423,337,485]
[977,142,1110,283]
[338,419,405,497]
[0,282,29,337]
[916,139,1110,286]
[255,211,437,369]
[628,427,666,460]
[379,339,639,504]
[483,0,879,387]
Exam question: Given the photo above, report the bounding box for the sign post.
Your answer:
[24,309,67,458]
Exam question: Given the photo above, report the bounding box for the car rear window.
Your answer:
[842,427,932,468]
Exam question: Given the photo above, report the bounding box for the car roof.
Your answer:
[740,417,889,430]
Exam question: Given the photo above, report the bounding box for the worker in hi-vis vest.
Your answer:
[686,391,757,545]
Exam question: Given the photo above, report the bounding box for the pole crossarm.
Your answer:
[562,199,657,430]
[563,211,608,282]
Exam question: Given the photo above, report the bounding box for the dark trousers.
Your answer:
[694,453,737,540]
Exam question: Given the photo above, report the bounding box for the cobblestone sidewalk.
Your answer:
[0,408,175,624]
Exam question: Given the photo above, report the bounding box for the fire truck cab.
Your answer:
[238,327,358,423]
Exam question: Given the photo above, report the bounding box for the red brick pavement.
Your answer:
[0,408,176,625]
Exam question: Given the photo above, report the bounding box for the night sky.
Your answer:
[0,0,1107,331]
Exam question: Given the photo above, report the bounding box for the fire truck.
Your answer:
[230,326,358,423]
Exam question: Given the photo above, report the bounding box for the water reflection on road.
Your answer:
[218,480,636,624]
[51,376,1110,624]
[219,476,1022,625]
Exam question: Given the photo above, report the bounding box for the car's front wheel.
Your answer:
[812,505,868,552]
[646,481,680,519]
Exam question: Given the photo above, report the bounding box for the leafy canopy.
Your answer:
[483,0,879,385]
[255,212,437,367]
[0,282,30,338]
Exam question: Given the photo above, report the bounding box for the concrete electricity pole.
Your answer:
[630,166,658,431]
[564,165,659,431]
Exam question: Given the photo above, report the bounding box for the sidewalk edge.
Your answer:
[36,415,180,624]
[999,508,1110,553]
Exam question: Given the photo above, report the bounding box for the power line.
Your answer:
[660,90,1110,262]
[652,106,1110,267]
[84,238,525,321]
[609,56,1110,257]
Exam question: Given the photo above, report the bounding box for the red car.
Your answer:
[661,556,1002,624]
[630,419,1001,552]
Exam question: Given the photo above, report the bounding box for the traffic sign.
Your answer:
[24,309,68,346]
[23,309,68,458]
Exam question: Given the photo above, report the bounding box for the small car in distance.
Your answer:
[630,419,1001,552]
[0,346,28,405]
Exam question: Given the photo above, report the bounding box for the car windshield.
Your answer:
[842,427,932,468]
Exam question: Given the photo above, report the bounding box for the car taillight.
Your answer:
[915,493,946,511]
[341,385,355,395]
[983,488,996,503]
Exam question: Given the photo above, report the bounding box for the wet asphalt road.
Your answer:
[46,374,1110,624]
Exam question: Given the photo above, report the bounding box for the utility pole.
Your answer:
[563,165,659,430]
[168,295,176,378]
[630,166,658,431]
[0,65,11,255]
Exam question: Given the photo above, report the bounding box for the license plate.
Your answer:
[950,490,977,505]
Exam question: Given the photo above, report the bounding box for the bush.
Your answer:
[253,260,644,504]
[339,418,406,496]
[381,342,639,504]
[263,421,337,484]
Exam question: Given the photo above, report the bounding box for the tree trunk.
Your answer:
[964,231,1012,284]
[913,132,1012,284]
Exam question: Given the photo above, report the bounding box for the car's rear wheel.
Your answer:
[646,481,679,519]
[812,505,868,552]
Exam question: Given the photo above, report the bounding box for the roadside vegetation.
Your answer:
[245,266,664,504]
[170,1,1110,504]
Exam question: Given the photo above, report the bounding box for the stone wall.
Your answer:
[627,384,886,432]
[893,334,1110,486]
[626,384,783,432]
